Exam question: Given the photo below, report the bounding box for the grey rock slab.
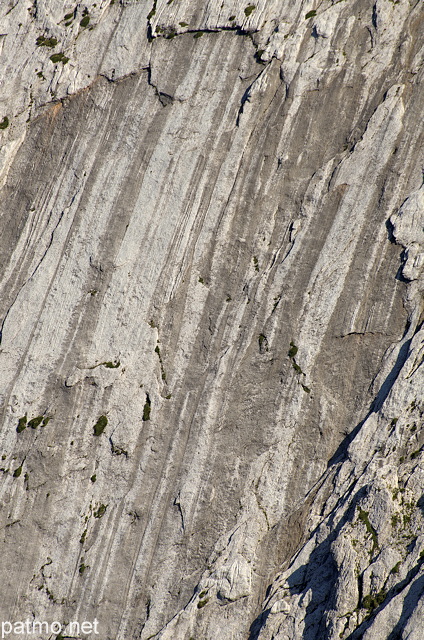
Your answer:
[0,1,423,639]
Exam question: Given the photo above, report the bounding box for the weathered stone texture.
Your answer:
[0,1,423,639]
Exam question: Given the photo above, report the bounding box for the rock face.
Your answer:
[0,1,423,639]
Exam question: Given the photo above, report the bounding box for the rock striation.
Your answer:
[0,1,423,639]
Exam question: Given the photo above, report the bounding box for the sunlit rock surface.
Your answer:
[0,1,423,638]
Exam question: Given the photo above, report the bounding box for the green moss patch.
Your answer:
[93,504,107,518]
[36,35,58,48]
[50,53,69,64]
[103,360,120,368]
[93,415,108,436]
[147,0,157,20]
[28,416,44,429]
[16,416,27,433]
[143,394,151,422]
[292,362,303,375]
[288,341,298,358]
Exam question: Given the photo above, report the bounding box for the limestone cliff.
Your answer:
[0,1,423,639]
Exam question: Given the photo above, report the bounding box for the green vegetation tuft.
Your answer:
[362,590,386,612]
[193,32,204,38]
[17,416,27,433]
[258,334,268,352]
[305,10,317,19]
[90,474,97,483]
[391,561,401,574]
[288,341,298,358]
[292,362,303,375]
[93,415,108,436]
[36,35,58,48]
[93,504,107,518]
[358,507,379,554]
[244,5,256,17]
[80,15,90,28]
[104,360,120,368]
[197,598,209,608]
[28,416,43,429]
[13,465,23,478]
[147,0,157,20]
[0,116,9,130]
[155,344,167,382]
[143,394,151,421]
[391,513,401,528]
[50,53,69,64]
